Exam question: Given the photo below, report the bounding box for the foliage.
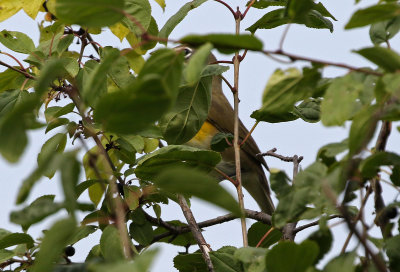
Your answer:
[0,0,399,271]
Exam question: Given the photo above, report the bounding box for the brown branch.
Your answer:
[294,215,343,234]
[322,183,387,272]
[178,195,214,272]
[219,75,235,93]
[213,0,237,19]
[240,121,259,146]
[262,49,384,76]
[241,0,255,19]
[372,121,393,238]
[214,167,239,187]
[0,51,26,70]
[258,148,304,164]
[0,60,36,80]
[256,227,274,248]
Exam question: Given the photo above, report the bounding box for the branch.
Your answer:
[262,49,383,76]
[294,215,343,234]
[178,195,214,272]
[322,183,387,272]
[0,60,36,80]
[213,0,237,19]
[258,148,304,165]
[233,9,248,247]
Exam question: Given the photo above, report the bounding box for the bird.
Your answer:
[175,46,275,215]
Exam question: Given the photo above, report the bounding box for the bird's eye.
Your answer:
[183,47,193,59]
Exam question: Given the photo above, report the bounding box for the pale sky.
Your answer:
[0,0,399,271]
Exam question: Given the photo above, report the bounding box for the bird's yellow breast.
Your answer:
[186,121,219,149]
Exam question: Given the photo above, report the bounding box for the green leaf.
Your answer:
[360,152,400,179]
[174,252,207,272]
[160,76,212,144]
[246,8,333,33]
[37,133,67,178]
[0,233,34,249]
[385,235,400,272]
[122,0,152,35]
[135,145,221,180]
[317,139,348,166]
[201,64,229,77]
[308,227,333,264]
[321,73,364,126]
[392,165,400,186]
[185,43,213,86]
[158,0,208,43]
[155,167,241,215]
[210,132,234,152]
[34,58,67,97]
[101,47,135,89]
[269,169,291,200]
[45,118,69,133]
[272,162,328,228]
[129,220,154,246]
[323,252,356,272]
[252,67,320,123]
[10,195,63,230]
[345,3,400,29]
[370,16,400,45]
[355,47,400,72]
[234,247,268,272]
[0,249,14,264]
[251,0,287,9]
[293,98,321,123]
[69,225,98,245]
[349,106,379,155]
[180,34,263,54]
[0,30,35,54]
[31,218,76,272]
[81,47,121,107]
[153,220,196,247]
[0,69,31,93]
[53,0,125,27]
[287,0,314,20]
[89,249,158,272]
[248,222,281,248]
[94,49,184,134]
[61,153,80,213]
[266,241,319,272]
[100,225,125,262]
[95,76,168,134]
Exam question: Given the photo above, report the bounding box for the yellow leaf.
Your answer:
[126,32,146,55]
[109,23,130,42]
[0,0,23,22]
[143,138,159,153]
[122,48,145,74]
[152,0,165,11]
[22,0,45,19]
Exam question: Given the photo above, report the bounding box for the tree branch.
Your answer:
[178,195,214,272]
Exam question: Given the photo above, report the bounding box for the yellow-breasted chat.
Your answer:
[176,46,275,215]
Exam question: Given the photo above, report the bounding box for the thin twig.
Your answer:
[241,0,255,19]
[341,186,373,254]
[322,182,387,272]
[240,121,259,146]
[256,227,274,248]
[213,0,237,18]
[0,52,25,70]
[214,167,239,187]
[178,195,214,272]
[262,50,384,76]
[258,148,304,164]
[279,24,291,50]
[219,75,235,93]
[294,215,342,234]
